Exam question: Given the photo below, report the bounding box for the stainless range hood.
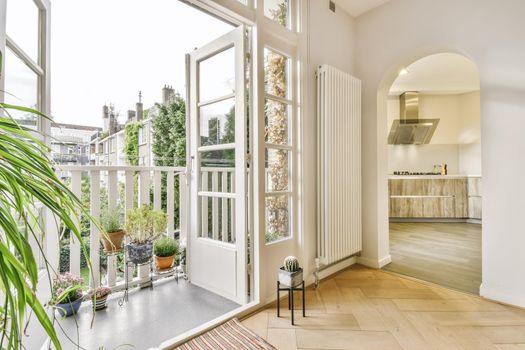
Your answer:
[387,92,440,145]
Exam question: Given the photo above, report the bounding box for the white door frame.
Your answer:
[187,25,248,305]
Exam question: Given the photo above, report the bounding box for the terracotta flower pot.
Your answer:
[101,230,125,254]
[155,255,175,270]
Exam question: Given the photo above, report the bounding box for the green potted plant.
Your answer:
[100,207,126,254]
[278,256,303,287]
[51,273,85,317]
[91,286,111,311]
[0,103,97,348]
[125,205,167,264]
[154,236,179,270]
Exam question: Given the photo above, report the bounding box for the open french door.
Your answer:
[187,25,248,305]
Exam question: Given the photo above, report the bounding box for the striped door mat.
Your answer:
[175,318,276,350]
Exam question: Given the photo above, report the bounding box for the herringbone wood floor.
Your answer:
[242,265,525,350]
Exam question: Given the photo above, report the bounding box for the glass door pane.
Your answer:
[197,40,237,244]
[3,47,38,128]
[6,0,39,61]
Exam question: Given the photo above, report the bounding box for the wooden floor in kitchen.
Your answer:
[242,265,525,350]
[384,222,482,294]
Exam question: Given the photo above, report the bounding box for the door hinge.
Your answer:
[246,52,251,62]
[246,153,252,162]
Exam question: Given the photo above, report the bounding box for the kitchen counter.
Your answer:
[389,176,482,220]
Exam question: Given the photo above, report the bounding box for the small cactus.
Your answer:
[284,256,300,272]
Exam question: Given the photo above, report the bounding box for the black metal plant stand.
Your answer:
[277,280,305,325]
[118,257,187,306]
[118,248,154,306]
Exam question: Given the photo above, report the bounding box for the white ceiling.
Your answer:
[333,0,391,17]
[389,53,480,96]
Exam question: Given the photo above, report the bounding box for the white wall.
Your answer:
[387,92,481,174]
[459,143,481,175]
[355,0,525,307]
[458,91,481,144]
[388,144,459,174]
[299,0,356,287]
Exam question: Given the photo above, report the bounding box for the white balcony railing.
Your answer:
[50,165,236,291]
[56,165,187,290]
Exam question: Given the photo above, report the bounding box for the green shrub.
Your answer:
[101,207,122,233]
[125,205,167,244]
[154,236,179,257]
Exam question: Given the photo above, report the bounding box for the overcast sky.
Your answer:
[50,0,233,127]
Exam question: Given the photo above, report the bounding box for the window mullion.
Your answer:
[264,143,291,150]
[6,36,44,76]
[264,93,292,105]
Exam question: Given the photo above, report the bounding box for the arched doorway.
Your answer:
[379,53,482,294]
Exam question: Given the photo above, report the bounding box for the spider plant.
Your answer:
[0,102,93,349]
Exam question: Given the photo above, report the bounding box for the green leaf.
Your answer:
[0,103,99,349]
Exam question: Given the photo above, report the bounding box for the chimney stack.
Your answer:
[102,105,110,132]
[127,110,136,122]
[162,85,175,106]
[136,91,144,121]
[109,105,117,135]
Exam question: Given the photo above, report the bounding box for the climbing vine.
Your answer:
[124,121,141,166]
[152,94,186,229]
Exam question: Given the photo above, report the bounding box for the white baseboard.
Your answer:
[357,255,392,269]
[304,256,357,285]
[480,283,525,308]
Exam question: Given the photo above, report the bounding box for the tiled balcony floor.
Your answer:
[55,278,239,349]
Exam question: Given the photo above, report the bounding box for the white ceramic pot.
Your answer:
[278,267,303,287]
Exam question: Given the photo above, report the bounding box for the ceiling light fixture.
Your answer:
[398,68,409,76]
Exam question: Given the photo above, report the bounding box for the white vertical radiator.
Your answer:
[317,64,362,266]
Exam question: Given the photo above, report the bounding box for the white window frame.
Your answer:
[262,41,297,245]
[138,124,148,146]
[0,0,52,273]
[0,0,51,141]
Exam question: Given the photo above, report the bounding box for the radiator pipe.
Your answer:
[313,252,361,289]
[314,258,321,288]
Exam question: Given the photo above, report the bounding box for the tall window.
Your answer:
[264,0,290,28]
[264,47,292,243]
[2,0,49,132]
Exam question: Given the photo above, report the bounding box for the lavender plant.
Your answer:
[51,273,84,304]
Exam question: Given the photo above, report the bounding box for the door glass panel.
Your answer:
[199,150,235,193]
[265,148,289,192]
[264,48,290,99]
[265,98,290,145]
[6,0,39,61]
[265,195,290,242]
[200,98,235,146]
[199,195,235,243]
[264,0,290,28]
[199,47,235,102]
[3,48,39,129]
